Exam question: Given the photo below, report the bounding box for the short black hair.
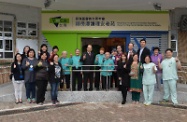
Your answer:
[52,45,59,51]
[144,55,152,62]
[165,48,173,53]
[40,44,48,49]
[40,52,48,59]
[140,39,146,43]
[112,48,117,52]
[128,42,134,46]
[153,47,160,51]
[27,48,36,58]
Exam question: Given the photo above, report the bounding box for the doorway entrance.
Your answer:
[82,37,126,54]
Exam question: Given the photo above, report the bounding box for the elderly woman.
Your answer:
[101,52,115,90]
[59,51,71,91]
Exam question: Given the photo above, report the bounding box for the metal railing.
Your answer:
[63,65,117,91]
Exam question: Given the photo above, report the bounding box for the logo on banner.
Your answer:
[49,16,69,27]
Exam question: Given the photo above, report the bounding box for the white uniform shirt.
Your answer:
[142,62,157,85]
[161,57,178,81]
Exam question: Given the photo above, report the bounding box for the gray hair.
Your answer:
[62,51,68,54]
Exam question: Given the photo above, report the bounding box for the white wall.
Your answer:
[0,2,41,57]
[0,2,41,23]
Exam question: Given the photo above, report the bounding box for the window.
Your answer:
[0,20,13,59]
[28,30,36,36]
[17,30,26,36]
[4,21,12,32]
[17,22,37,37]
[0,40,3,49]
[4,33,12,37]
[4,52,13,58]
[17,22,27,36]
[17,22,26,28]
[5,40,12,51]
[28,23,36,29]
[28,23,37,37]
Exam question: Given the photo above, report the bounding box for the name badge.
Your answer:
[19,75,23,79]
[29,65,34,71]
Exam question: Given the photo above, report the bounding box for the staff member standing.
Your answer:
[142,55,157,105]
[137,39,151,64]
[80,44,95,91]
[158,48,181,105]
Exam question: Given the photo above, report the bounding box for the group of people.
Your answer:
[11,45,63,105]
[10,38,181,106]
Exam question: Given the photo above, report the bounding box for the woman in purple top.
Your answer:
[151,47,163,91]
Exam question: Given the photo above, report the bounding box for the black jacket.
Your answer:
[127,50,136,66]
[22,58,38,83]
[117,61,130,87]
[48,62,64,82]
[80,52,95,70]
[35,60,49,81]
[11,62,24,81]
[137,47,151,63]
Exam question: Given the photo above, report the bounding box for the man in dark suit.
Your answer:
[80,44,95,91]
[125,42,136,91]
[137,39,151,64]
[127,42,136,66]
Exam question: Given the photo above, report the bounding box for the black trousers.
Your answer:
[72,67,82,91]
[83,72,93,91]
[120,85,128,102]
[101,76,112,90]
[36,80,48,103]
[60,75,70,89]
[95,66,101,89]
[111,71,118,88]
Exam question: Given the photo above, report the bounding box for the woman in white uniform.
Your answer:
[142,55,157,105]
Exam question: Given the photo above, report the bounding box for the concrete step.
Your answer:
[0,90,187,105]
